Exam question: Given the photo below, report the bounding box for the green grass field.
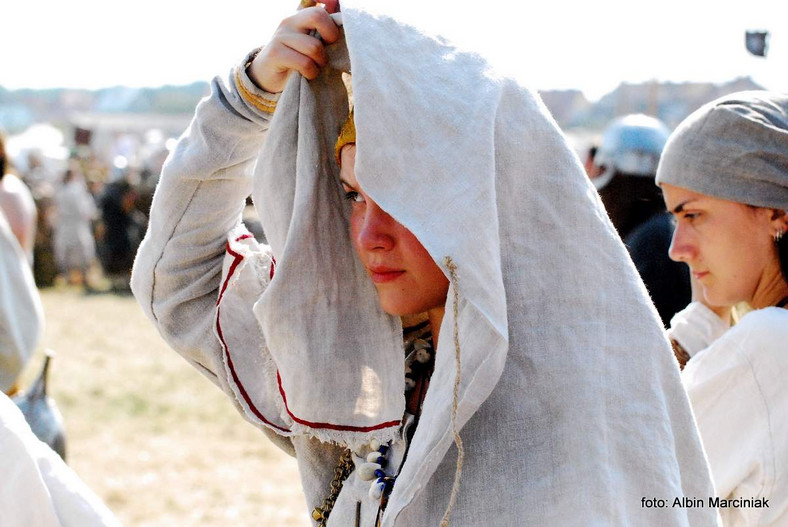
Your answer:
[22,287,309,526]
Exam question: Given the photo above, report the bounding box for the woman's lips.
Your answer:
[368,266,405,283]
[692,271,710,280]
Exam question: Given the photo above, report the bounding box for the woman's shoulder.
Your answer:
[720,307,788,360]
[685,308,787,392]
[734,307,788,335]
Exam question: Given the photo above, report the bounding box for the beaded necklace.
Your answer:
[311,321,435,526]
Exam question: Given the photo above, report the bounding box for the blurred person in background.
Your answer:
[16,150,61,287]
[658,91,788,526]
[592,114,690,325]
[52,168,98,291]
[98,177,145,293]
[583,144,601,179]
[31,188,59,288]
[0,131,37,264]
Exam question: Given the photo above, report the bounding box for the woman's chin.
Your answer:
[377,296,428,317]
[379,301,419,317]
[702,288,737,310]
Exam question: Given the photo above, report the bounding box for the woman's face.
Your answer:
[339,145,449,316]
[662,183,782,307]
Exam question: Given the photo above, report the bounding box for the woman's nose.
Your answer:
[357,200,396,251]
[668,223,694,263]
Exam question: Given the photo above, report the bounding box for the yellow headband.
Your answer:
[335,108,356,165]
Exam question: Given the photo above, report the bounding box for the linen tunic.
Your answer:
[671,303,788,526]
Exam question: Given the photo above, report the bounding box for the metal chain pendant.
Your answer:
[312,448,355,526]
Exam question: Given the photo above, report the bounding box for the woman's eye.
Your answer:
[670,212,700,226]
[344,190,365,203]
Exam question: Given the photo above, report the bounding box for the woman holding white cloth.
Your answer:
[132,3,717,525]
[659,91,788,526]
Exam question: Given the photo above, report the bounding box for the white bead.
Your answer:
[358,462,381,481]
[405,378,416,390]
[369,481,385,500]
[415,348,430,363]
[369,438,381,451]
[367,451,383,463]
[413,339,430,350]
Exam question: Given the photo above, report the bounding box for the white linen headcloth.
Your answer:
[249,4,713,519]
[253,14,405,447]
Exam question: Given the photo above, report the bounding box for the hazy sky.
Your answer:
[3,0,786,100]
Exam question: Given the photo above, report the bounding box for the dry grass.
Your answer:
[21,287,309,527]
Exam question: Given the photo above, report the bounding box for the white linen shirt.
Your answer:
[671,303,788,526]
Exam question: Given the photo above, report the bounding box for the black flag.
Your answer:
[745,31,769,57]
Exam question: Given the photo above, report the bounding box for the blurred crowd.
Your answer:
[2,127,168,294]
[2,112,694,320]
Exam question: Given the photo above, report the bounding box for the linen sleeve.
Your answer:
[667,301,730,357]
[130,54,279,392]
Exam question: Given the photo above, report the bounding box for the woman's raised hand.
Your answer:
[248,2,341,94]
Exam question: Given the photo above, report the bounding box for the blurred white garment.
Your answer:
[0,209,42,392]
[53,178,97,272]
[0,173,37,264]
[0,393,121,527]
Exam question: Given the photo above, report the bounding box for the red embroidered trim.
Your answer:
[220,233,398,434]
[216,237,289,433]
[216,235,253,305]
[276,371,401,432]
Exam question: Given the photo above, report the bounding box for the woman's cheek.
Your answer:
[348,210,364,256]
